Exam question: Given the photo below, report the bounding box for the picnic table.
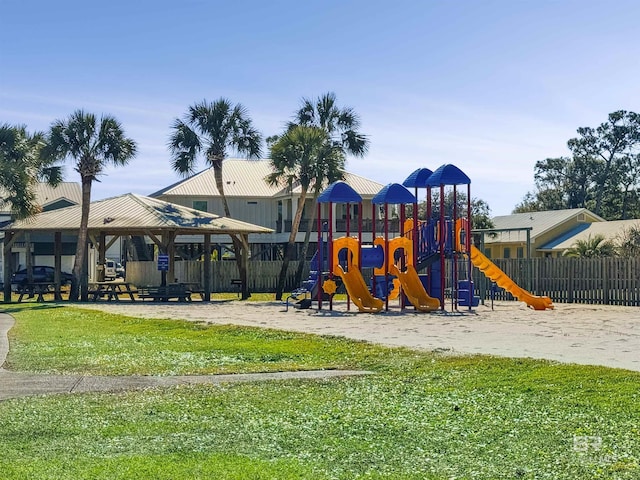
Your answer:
[17,282,56,302]
[137,283,192,302]
[88,281,138,301]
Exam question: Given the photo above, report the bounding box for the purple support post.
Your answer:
[413,187,418,267]
[358,202,363,266]
[439,184,446,310]
[467,184,473,310]
[400,204,406,309]
[328,201,334,311]
[346,203,351,312]
[384,203,389,312]
[452,186,458,311]
[316,202,322,310]
[371,202,377,298]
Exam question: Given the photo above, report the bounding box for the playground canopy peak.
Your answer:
[402,167,434,188]
[425,164,471,186]
[317,181,362,204]
[372,183,416,205]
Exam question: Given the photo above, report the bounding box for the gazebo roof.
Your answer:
[2,193,274,235]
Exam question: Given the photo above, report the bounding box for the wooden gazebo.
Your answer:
[2,193,273,301]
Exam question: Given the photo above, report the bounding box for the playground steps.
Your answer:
[457,280,479,307]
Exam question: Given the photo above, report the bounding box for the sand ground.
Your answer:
[81,300,640,372]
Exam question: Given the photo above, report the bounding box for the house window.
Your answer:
[517,247,524,258]
[192,200,207,212]
[341,203,359,219]
[484,248,491,258]
[503,247,511,259]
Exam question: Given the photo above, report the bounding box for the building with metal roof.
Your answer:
[538,219,640,255]
[1,182,81,287]
[0,182,81,218]
[481,208,606,258]
[150,159,385,257]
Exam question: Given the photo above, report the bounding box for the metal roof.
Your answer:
[539,219,640,251]
[151,159,281,198]
[152,159,385,199]
[0,182,81,214]
[485,208,605,243]
[3,193,273,235]
[260,170,384,198]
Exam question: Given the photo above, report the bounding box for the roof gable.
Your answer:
[486,208,604,243]
[150,159,282,198]
[0,182,81,214]
[540,219,640,251]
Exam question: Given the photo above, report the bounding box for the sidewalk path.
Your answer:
[0,313,371,401]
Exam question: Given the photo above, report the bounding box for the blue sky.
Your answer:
[1,0,639,215]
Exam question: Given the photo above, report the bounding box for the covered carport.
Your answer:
[2,193,273,302]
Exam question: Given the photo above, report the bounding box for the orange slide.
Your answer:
[332,237,384,313]
[389,263,440,312]
[469,245,553,310]
[334,265,384,313]
[387,237,440,312]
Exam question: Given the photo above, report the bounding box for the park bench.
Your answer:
[138,284,191,302]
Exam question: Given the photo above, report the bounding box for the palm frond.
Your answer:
[168,119,201,174]
[293,92,369,157]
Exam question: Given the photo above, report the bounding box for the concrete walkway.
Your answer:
[0,313,371,401]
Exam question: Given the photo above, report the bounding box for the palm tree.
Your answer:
[288,92,369,285]
[292,92,369,156]
[616,224,640,257]
[0,124,63,219]
[168,99,262,299]
[563,234,616,258]
[267,125,345,300]
[44,110,137,301]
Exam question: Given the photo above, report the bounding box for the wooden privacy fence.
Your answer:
[467,257,640,306]
[126,260,309,294]
[126,257,640,305]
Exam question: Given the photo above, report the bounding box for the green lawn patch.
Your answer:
[4,304,389,375]
[1,304,639,479]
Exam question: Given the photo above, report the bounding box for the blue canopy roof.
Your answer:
[424,164,471,186]
[372,183,416,205]
[402,167,434,188]
[317,181,362,204]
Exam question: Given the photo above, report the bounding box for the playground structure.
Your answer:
[296,164,553,312]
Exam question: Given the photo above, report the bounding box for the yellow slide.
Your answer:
[334,265,384,313]
[389,263,440,312]
[469,245,553,310]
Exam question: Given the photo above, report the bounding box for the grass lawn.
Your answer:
[0,304,639,479]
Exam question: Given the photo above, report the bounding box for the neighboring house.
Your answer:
[1,182,81,276]
[150,159,384,259]
[482,208,605,259]
[538,219,640,256]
